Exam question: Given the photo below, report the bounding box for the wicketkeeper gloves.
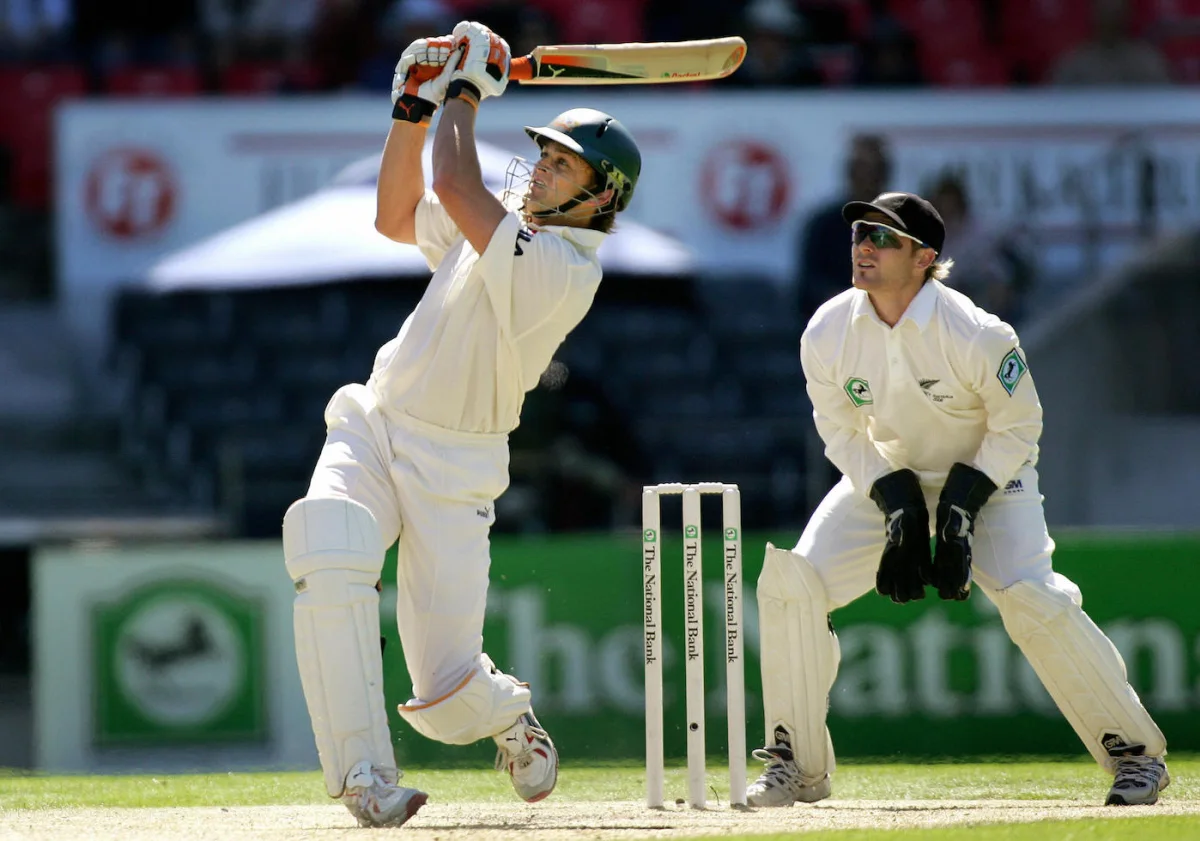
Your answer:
[868,468,931,605]
[930,463,998,601]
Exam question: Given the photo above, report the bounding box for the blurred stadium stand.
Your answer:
[0,0,1194,532]
[107,273,814,537]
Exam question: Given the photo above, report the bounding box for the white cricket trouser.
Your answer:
[306,383,509,701]
[800,464,1052,608]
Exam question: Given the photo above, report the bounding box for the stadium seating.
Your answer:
[920,45,1012,86]
[0,66,86,208]
[111,272,818,534]
[999,0,1092,82]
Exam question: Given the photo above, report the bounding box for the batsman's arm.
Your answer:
[375,120,428,244]
[800,330,894,495]
[431,97,507,255]
[966,321,1043,488]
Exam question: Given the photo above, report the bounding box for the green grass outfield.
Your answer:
[2,756,1197,840]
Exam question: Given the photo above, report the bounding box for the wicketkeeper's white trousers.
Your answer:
[800,465,1053,607]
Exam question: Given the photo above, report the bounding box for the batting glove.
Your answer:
[446,20,510,107]
[392,36,461,125]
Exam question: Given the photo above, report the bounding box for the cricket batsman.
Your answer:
[281,21,641,827]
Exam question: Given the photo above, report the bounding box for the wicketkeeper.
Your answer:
[749,191,1168,808]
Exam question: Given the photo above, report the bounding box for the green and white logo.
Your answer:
[844,377,874,407]
[643,528,657,543]
[996,348,1028,395]
[93,579,265,745]
[684,525,699,538]
[724,527,739,540]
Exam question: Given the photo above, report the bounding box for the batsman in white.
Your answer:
[748,192,1169,809]
[281,20,642,828]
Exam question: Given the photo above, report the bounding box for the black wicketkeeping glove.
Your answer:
[868,469,931,605]
[931,463,998,601]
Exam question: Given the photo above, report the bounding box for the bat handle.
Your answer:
[412,55,534,84]
[510,55,534,82]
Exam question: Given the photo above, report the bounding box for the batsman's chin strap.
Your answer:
[528,192,587,218]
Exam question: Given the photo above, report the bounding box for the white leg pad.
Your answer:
[993,573,1166,769]
[757,544,839,783]
[284,497,395,797]
[397,655,532,745]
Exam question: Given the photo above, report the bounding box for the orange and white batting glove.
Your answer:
[446,21,510,108]
[391,36,462,125]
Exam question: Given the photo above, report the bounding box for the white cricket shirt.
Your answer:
[800,280,1042,495]
[368,190,605,434]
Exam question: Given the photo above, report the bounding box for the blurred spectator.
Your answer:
[794,0,854,45]
[355,0,453,92]
[1050,0,1172,86]
[308,0,391,90]
[0,0,72,61]
[928,171,1032,326]
[201,0,322,70]
[642,0,737,41]
[723,0,823,88]
[794,133,891,325]
[504,362,643,532]
[852,8,926,87]
[74,0,201,76]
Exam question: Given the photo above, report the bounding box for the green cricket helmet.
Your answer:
[524,108,642,212]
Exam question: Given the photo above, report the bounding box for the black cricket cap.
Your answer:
[842,191,945,254]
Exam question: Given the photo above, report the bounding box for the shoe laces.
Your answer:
[494,720,550,772]
[1112,754,1162,791]
[751,746,801,789]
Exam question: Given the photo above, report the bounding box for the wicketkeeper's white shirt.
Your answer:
[368,190,605,434]
[800,279,1042,495]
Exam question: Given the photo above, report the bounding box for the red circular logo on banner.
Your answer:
[700,140,791,231]
[85,149,177,240]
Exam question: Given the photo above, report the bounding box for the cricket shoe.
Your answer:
[1106,744,1169,806]
[494,710,559,802]
[341,761,428,827]
[746,745,831,808]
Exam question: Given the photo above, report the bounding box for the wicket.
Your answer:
[642,482,746,809]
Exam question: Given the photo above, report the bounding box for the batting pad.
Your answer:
[398,654,532,745]
[993,573,1166,769]
[757,544,839,783]
[284,498,396,797]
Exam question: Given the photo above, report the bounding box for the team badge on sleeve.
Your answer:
[844,377,873,407]
[996,348,1028,395]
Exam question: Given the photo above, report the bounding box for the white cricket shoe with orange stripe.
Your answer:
[493,710,558,802]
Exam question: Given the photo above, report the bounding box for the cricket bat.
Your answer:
[509,37,747,85]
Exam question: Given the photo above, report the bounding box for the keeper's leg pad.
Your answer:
[757,543,839,783]
[284,497,395,797]
[992,573,1166,769]
[398,655,532,745]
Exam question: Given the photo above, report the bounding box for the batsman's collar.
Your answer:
[843,191,945,254]
[531,222,608,251]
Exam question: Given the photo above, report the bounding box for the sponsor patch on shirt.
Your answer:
[918,377,954,403]
[844,377,873,407]
[996,348,1028,396]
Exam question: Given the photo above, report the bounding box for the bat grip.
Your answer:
[510,56,533,82]
[413,55,533,83]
